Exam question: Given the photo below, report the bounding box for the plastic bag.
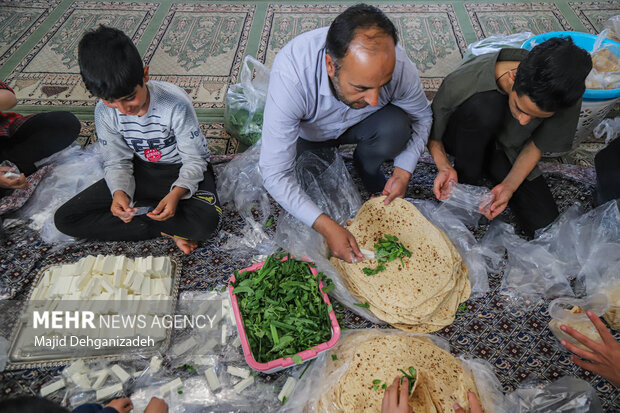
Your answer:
[439,180,494,223]
[503,376,603,413]
[463,32,534,62]
[547,294,608,350]
[0,336,8,372]
[593,117,620,144]
[16,144,104,243]
[604,15,620,42]
[585,29,620,90]
[215,142,275,256]
[0,160,20,179]
[224,56,270,147]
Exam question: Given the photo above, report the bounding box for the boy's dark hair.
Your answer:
[0,396,69,413]
[326,4,398,71]
[514,37,592,112]
[78,25,144,101]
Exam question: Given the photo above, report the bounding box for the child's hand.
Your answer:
[381,376,412,413]
[0,169,27,189]
[148,187,188,221]
[111,190,135,223]
[106,397,133,413]
[453,392,484,413]
[144,397,169,413]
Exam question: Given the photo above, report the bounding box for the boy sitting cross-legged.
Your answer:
[55,25,222,254]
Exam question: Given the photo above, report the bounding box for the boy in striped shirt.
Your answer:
[55,26,221,254]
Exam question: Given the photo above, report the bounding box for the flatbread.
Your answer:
[330,197,470,332]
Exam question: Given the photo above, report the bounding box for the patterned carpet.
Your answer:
[1,0,620,410]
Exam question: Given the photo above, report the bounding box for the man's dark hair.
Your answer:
[326,4,398,70]
[514,37,592,112]
[0,396,69,413]
[78,25,144,100]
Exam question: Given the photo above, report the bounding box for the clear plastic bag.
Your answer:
[439,180,494,223]
[604,15,620,42]
[503,376,603,413]
[585,29,620,90]
[16,144,104,243]
[0,160,20,179]
[593,117,620,144]
[224,56,270,147]
[547,294,609,350]
[463,32,534,62]
[0,336,8,372]
[215,142,275,256]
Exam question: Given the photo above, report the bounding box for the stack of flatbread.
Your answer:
[330,197,470,333]
[315,331,481,412]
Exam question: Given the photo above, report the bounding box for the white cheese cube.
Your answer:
[93,255,106,274]
[193,356,215,366]
[205,368,220,390]
[140,276,151,296]
[278,377,296,402]
[100,278,114,293]
[144,256,154,275]
[134,257,145,273]
[41,270,51,287]
[159,378,182,394]
[79,255,96,274]
[91,368,110,389]
[40,378,65,396]
[62,359,87,378]
[50,266,63,283]
[96,382,122,401]
[149,356,162,373]
[172,336,197,356]
[113,255,127,272]
[101,255,117,274]
[124,270,138,288]
[232,336,242,348]
[60,263,77,277]
[81,278,100,299]
[76,271,92,290]
[152,257,170,277]
[227,366,250,379]
[113,269,124,288]
[110,365,131,383]
[221,324,227,345]
[233,376,254,393]
[129,272,144,292]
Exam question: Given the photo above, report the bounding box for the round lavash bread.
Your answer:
[315,331,482,412]
[330,197,470,332]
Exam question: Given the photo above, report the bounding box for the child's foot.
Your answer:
[161,232,198,254]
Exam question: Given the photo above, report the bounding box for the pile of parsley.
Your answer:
[362,235,412,276]
[231,253,334,364]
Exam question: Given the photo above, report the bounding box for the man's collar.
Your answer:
[319,47,335,97]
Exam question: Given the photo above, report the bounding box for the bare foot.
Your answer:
[161,232,198,254]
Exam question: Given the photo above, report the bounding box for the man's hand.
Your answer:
[144,397,169,413]
[381,376,412,413]
[433,166,458,200]
[484,182,515,220]
[0,169,27,190]
[453,392,484,413]
[561,311,620,388]
[313,214,362,263]
[147,186,188,222]
[382,167,411,205]
[111,190,135,223]
[106,397,133,413]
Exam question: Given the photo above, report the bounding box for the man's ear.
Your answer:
[143,65,150,83]
[325,54,336,78]
[507,69,516,88]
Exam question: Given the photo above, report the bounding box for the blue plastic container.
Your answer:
[522,31,620,100]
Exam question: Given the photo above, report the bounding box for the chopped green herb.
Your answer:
[354,302,370,309]
[362,235,411,276]
[372,379,382,385]
[220,285,227,292]
[178,364,196,373]
[177,390,183,395]
[264,216,275,228]
[456,303,469,316]
[232,254,333,363]
[291,354,303,365]
[282,396,287,404]
[331,354,338,361]
[382,383,387,390]
[398,366,417,394]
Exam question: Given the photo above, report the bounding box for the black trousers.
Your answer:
[0,111,80,175]
[54,157,222,242]
[442,90,558,236]
[297,104,412,193]
[595,137,620,206]
[0,111,80,197]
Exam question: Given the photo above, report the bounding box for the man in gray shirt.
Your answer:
[259,4,432,262]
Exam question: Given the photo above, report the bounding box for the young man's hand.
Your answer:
[144,397,169,413]
[313,214,363,263]
[453,391,484,413]
[484,182,515,219]
[148,186,188,222]
[0,170,27,189]
[111,190,135,223]
[106,397,133,413]
[382,167,411,205]
[561,311,620,388]
[433,166,458,200]
[381,376,412,413]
